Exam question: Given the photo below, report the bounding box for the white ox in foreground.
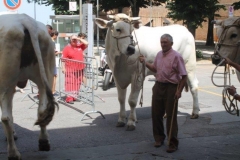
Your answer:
[0,13,58,159]
[213,17,240,79]
[95,14,199,131]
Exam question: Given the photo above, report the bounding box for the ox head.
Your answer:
[95,13,141,55]
[212,17,240,64]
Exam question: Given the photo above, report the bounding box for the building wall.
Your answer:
[137,0,240,41]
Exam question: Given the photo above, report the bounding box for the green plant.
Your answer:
[196,50,203,58]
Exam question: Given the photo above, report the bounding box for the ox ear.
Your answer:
[95,18,111,29]
[132,20,142,29]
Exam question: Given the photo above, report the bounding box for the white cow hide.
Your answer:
[95,13,199,131]
[0,13,58,159]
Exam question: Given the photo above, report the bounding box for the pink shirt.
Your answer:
[153,48,187,84]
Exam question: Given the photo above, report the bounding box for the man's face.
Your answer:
[70,38,78,47]
[53,35,57,40]
[47,27,52,36]
[160,37,173,53]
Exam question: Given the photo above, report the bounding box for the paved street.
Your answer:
[0,42,240,160]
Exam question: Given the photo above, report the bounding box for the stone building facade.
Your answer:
[139,0,240,41]
[100,0,240,41]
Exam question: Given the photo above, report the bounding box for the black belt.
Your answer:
[156,81,177,85]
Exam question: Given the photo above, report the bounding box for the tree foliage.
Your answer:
[27,0,166,16]
[166,0,225,41]
[232,1,240,10]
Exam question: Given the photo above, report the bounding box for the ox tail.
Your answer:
[35,82,58,126]
[21,15,58,126]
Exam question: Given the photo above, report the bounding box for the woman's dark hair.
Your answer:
[78,32,87,38]
[46,24,53,30]
[53,30,59,36]
[50,30,58,37]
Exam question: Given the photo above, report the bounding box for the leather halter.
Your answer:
[215,18,240,60]
[110,20,136,55]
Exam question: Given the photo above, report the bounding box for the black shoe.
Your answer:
[154,141,164,148]
[166,145,178,153]
[65,101,74,104]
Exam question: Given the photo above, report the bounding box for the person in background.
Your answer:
[62,35,88,104]
[46,24,53,36]
[51,30,61,96]
[225,58,240,101]
[139,34,187,153]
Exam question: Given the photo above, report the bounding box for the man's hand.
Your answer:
[139,55,145,63]
[175,90,182,99]
[227,85,237,96]
[62,68,65,74]
[225,58,233,66]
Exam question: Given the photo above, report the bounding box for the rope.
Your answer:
[132,29,145,107]
[211,59,239,116]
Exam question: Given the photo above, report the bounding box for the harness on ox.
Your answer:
[211,18,240,116]
[108,17,146,107]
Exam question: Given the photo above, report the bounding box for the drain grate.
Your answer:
[179,102,211,109]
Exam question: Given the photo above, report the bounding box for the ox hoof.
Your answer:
[5,135,18,141]
[8,156,22,160]
[39,139,50,151]
[190,114,199,119]
[116,122,125,127]
[126,125,135,131]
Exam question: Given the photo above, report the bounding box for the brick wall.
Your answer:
[138,0,240,41]
[98,0,240,41]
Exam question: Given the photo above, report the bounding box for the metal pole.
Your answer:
[97,0,99,55]
[34,1,36,20]
[79,0,82,32]
[57,20,59,43]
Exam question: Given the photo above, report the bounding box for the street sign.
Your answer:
[229,6,234,17]
[69,1,77,11]
[3,0,21,10]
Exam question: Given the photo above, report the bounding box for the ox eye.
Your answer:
[116,29,121,32]
[231,33,237,38]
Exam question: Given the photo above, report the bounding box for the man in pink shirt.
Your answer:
[139,34,187,153]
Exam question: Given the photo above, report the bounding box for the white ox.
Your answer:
[0,13,58,159]
[95,13,199,131]
[213,17,240,80]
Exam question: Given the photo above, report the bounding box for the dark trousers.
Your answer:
[152,82,179,147]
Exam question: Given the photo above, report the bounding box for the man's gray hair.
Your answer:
[161,34,173,42]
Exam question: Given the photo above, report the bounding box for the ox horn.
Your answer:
[107,15,115,20]
[131,17,140,21]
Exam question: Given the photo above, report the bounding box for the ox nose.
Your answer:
[126,44,135,55]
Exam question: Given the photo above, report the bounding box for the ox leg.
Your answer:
[1,87,21,160]
[116,84,127,127]
[37,88,50,151]
[187,73,200,119]
[126,86,141,131]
